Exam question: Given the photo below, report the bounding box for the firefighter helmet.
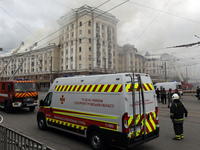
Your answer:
[172,93,180,100]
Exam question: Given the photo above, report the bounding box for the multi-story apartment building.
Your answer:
[57,5,119,75]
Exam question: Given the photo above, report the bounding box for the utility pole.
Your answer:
[50,51,53,84]
[165,61,167,82]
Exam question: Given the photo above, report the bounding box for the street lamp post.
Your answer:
[50,51,53,85]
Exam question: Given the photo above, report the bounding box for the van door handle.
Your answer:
[50,107,52,112]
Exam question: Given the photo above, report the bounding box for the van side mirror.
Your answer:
[39,100,44,107]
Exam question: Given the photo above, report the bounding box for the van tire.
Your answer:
[29,106,35,112]
[4,100,12,113]
[88,131,105,150]
[37,115,47,130]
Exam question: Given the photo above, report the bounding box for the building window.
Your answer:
[89,55,91,60]
[72,32,74,37]
[80,21,82,26]
[62,51,63,56]
[88,30,91,34]
[89,47,91,52]
[71,24,74,29]
[102,25,104,30]
[88,21,91,26]
[61,59,63,63]
[113,51,115,56]
[66,42,68,46]
[79,64,81,69]
[31,62,34,67]
[71,48,73,53]
[102,33,104,38]
[71,57,73,61]
[67,26,69,30]
[79,47,82,52]
[79,39,82,43]
[71,40,73,45]
[89,38,91,43]
[67,34,69,38]
[89,64,91,69]
[80,30,82,35]
[103,41,105,46]
[79,55,81,60]
[66,49,68,54]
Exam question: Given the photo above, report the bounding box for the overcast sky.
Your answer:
[0,0,200,71]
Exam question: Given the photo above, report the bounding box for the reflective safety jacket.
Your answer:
[170,99,188,123]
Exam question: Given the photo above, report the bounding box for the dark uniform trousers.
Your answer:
[173,123,184,139]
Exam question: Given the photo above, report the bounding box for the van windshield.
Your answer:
[14,83,36,92]
[177,85,182,89]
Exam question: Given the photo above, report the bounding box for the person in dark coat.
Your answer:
[168,88,173,108]
[170,93,188,140]
[155,88,160,103]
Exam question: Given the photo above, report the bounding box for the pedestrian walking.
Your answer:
[156,88,160,103]
[168,88,172,108]
[161,88,166,104]
[170,93,188,140]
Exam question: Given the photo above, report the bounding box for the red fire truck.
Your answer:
[0,79,38,113]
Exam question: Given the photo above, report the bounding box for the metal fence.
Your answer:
[0,124,54,150]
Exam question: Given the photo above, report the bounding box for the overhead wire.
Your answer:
[0,6,39,40]
[50,0,73,9]
[134,0,171,42]
[35,0,111,49]
[36,0,129,49]
[129,0,200,24]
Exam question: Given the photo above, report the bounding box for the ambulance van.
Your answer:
[37,73,159,150]
[154,82,183,95]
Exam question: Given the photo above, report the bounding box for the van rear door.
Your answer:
[125,73,158,141]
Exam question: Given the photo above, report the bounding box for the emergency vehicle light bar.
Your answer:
[16,79,29,81]
[62,74,75,77]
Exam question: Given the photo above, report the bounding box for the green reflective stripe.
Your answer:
[174,118,183,121]
[175,135,180,138]
[175,103,177,107]
[170,113,174,115]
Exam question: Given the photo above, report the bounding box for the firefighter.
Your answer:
[170,93,188,140]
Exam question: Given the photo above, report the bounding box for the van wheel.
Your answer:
[5,101,12,113]
[29,106,35,112]
[37,115,47,130]
[89,131,105,150]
